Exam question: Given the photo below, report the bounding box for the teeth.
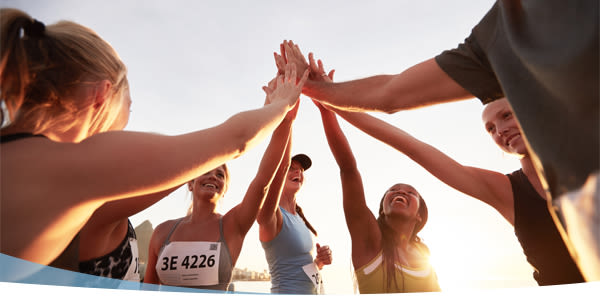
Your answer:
[393,196,407,204]
[204,184,217,188]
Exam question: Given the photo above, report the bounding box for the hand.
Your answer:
[308,52,335,82]
[314,243,332,270]
[263,76,278,105]
[275,40,309,79]
[263,63,309,107]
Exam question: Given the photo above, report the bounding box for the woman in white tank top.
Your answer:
[144,89,300,290]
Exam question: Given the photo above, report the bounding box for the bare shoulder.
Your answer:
[152,218,183,241]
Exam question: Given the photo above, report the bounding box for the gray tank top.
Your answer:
[157,217,233,291]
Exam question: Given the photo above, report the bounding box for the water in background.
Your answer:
[230,279,537,295]
[230,281,271,294]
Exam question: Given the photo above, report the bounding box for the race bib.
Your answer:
[122,237,140,282]
[156,241,221,286]
[302,262,324,294]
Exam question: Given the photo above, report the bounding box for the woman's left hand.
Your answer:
[314,243,333,270]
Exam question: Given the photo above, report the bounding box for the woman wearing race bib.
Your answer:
[0,7,306,276]
[143,84,300,290]
[257,149,333,294]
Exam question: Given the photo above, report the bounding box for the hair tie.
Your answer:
[24,19,45,38]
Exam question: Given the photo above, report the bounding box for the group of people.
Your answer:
[1,0,597,295]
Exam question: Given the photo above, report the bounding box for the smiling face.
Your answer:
[283,160,305,194]
[381,183,421,219]
[482,98,528,156]
[189,165,229,202]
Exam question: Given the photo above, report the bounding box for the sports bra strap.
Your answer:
[162,218,184,249]
[161,216,227,248]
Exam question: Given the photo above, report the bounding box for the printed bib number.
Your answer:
[122,237,140,282]
[156,241,221,286]
[302,262,324,294]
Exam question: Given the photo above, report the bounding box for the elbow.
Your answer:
[230,128,252,159]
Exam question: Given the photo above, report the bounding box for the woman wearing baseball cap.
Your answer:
[257,148,333,294]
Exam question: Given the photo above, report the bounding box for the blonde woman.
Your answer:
[143,99,298,291]
[0,8,307,276]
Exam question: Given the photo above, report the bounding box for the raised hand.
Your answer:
[308,52,335,82]
[263,76,278,105]
[314,243,333,269]
[263,63,309,107]
[274,40,309,79]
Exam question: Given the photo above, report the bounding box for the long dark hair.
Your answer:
[376,185,428,291]
[296,204,317,236]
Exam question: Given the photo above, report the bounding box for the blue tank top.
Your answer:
[261,207,316,294]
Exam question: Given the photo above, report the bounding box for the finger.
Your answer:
[284,42,293,61]
[290,63,297,82]
[262,86,272,95]
[268,78,277,90]
[308,53,318,72]
[284,64,291,82]
[274,53,285,73]
[293,42,303,56]
[295,45,308,65]
[280,41,286,60]
[328,70,335,80]
[317,59,325,74]
[298,69,310,86]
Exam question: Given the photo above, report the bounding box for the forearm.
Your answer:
[254,118,293,188]
[257,137,291,225]
[64,101,292,203]
[305,58,472,113]
[305,76,395,112]
[336,109,504,204]
[237,118,293,226]
[319,110,358,171]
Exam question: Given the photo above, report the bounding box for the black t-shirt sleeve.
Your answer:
[434,3,504,104]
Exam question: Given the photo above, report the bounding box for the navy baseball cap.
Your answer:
[291,154,312,171]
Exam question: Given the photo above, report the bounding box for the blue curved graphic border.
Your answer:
[0,253,262,294]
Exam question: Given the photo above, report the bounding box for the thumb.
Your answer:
[316,243,321,250]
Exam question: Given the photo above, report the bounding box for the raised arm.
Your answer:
[2,64,308,265]
[332,109,514,224]
[308,56,381,265]
[315,102,382,266]
[277,40,472,113]
[226,95,298,238]
[257,133,292,242]
[64,64,309,204]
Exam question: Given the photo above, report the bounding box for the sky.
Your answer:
[4,0,540,294]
